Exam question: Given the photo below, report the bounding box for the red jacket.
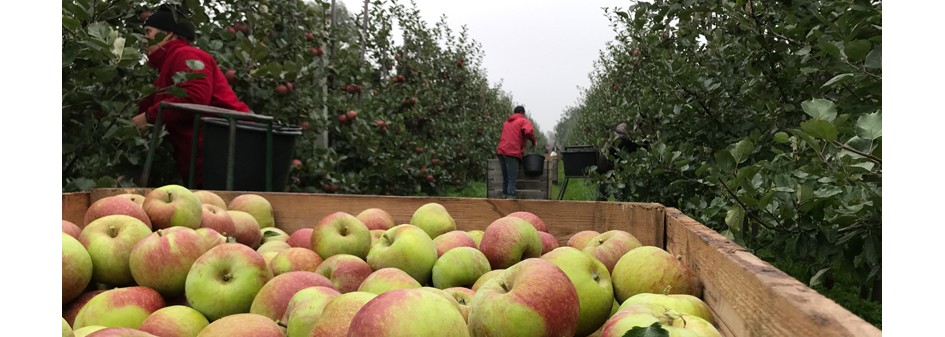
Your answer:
[138,39,250,186]
[496,113,537,159]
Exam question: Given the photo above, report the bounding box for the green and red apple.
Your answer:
[478,216,542,269]
[567,230,600,250]
[200,204,236,237]
[137,305,209,337]
[196,313,283,337]
[612,246,698,302]
[228,194,275,229]
[79,215,152,286]
[142,184,203,230]
[85,195,153,229]
[306,291,377,337]
[249,271,335,321]
[542,247,614,337]
[185,243,272,321]
[357,267,422,294]
[431,246,491,289]
[311,212,372,260]
[433,230,477,257]
[366,224,438,284]
[409,202,456,239]
[73,286,165,329]
[227,210,262,249]
[582,230,642,273]
[269,247,323,276]
[348,288,470,337]
[506,211,548,232]
[314,254,373,293]
[356,207,396,230]
[63,233,93,304]
[129,227,205,298]
[192,190,227,209]
[283,286,341,337]
[601,303,721,337]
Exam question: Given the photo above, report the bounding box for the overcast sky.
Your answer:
[337,0,629,135]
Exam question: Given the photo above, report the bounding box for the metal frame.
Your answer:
[139,102,276,191]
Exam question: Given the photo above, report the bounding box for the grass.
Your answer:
[444,159,881,328]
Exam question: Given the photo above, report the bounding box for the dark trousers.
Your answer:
[498,155,520,198]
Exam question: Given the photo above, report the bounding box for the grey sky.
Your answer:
[337,0,628,134]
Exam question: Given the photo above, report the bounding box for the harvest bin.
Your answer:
[201,117,301,192]
[561,145,598,177]
[61,189,881,337]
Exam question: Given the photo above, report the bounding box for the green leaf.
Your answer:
[773,131,790,144]
[800,119,838,142]
[725,205,745,233]
[822,73,854,88]
[795,46,811,56]
[87,22,110,41]
[714,149,735,172]
[801,99,837,121]
[865,45,882,69]
[732,139,754,164]
[843,40,872,61]
[855,112,882,140]
[622,322,670,337]
[810,267,831,287]
[167,86,188,98]
[185,60,206,71]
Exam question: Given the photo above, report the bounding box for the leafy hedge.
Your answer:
[556,0,882,321]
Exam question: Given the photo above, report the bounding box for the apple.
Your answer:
[366,224,438,284]
[276,84,289,94]
[286,228,313,248]
[409,202,457,239]
[84,195,153,229]
[305,32,315,41]
[478,216,542,269]
[194,227,226,252]
[225,26,237,34]
[581,230,643,273]
[228,194,275,228]
[506,211,548,232]
[314,254,373,293]
[138,11,152,21]
[567,230,601,250]
[357,267,422,294]
[467,258,580,336]
[261,227,289,244]
[471,269,504,292]
[431,247,491,289]
[612,246,698,302]
[538,231,560,255]
[270,247,323,276]
[228,210,262,248]
[63,233,93,304]
[443,287,476,322]
[348,288,470,337]
[224,69,236,82]
[432,230,477,257]
[601,303,721,337]
[542,247,614,337]
[292,159,303,168]
[369,229,385,246]
[196,313,283,337]
[73,286,165,329]
[63,219,82,238]
[192,189,226,209]
[185,243,272,321]
[64,290,106,326]
[283,286,341,337]
[72,326,107,337]
[129,227,205,298]
[79,215,152,286]
[115,193,146,206]
[137,305,209,337]
[84,328,158,336]
[356,208,396,230]
[311,212,372,259]
[620,292,715,325]
[466,230,484,247]
[62,317,71,337]
[257,240,291,255]
[199,204,236,238]
[338,114,349,123]
[309,47,324,56]
[249,271,335,321]
[142,184,203,230]
[346,110,358,120]
[307,291,377,336]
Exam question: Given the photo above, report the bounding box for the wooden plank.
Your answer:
[486,158,550,200]
[62,192,91,227]
[663,208,880,337]
[82,188,664,248]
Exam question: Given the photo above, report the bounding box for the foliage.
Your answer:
[63,0,549,195]
[558,0,882,315]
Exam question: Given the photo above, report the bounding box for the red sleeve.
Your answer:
[523,119,537,145]
[144,51,215,124]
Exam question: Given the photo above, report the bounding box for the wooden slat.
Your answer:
[62,192,91,227]
[486,158,551,200]
[663,208,880,337]
[82,188,664,248]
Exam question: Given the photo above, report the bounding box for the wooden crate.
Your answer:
[61,189,881,337]
[486,158,552,199]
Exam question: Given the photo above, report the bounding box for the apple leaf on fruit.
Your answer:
[622,322,670,337]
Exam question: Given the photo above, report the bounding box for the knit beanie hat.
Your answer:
[143,4,196,41]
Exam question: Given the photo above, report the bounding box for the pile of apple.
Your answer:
[62,184,723,337]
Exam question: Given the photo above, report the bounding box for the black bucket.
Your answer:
[201,117,301,191]
[523,154,545,177]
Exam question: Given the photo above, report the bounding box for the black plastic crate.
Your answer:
[562,145,598,177]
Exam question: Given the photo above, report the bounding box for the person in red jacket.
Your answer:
[495,106,537,199]
[131,4,250,188]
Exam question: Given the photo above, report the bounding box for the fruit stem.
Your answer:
[500,282,511,293]
[662,284,672,295]
[108,225,118,238]
[156,229,164,237]
[223,273,232,282]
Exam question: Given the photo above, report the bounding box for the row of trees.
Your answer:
[556,0,882,311]
[63,0,547,195]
